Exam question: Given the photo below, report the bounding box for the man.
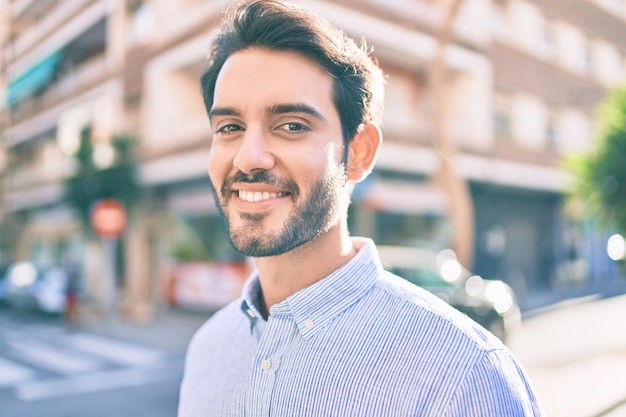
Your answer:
[179,1,545,416]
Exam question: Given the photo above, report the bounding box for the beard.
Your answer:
[210,166,347,257]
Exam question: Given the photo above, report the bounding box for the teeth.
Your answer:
[239,190,285,202]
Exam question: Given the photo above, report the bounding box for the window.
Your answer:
[541,14,556,59]
[584,36,594,76]
[494,91,512,142]
[546,107,559,151]
[129,1,155,44]
[492,0,508,39]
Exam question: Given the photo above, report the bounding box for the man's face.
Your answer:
[207,48,349,257]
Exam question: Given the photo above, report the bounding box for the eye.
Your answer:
[277,122,309,132]
[215,123,243,134]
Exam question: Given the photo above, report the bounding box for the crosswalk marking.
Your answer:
[61,334,166,366]
[0,325,178,402]
[0,357,36,386]
[15,364,175,401]
[6,339,104,375]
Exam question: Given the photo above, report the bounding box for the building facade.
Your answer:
[0,0,624,317]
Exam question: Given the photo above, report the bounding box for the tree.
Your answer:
[430,0,474,267]
[566,86,626,236]
[63,128,141,318]
[64,127,141,234]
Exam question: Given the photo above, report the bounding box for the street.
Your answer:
[0,308,207,417]
[509,294,626,417]
[1,294,625,417]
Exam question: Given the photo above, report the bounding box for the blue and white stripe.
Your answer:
[179,238,545,416]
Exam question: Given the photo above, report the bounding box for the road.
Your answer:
[509,294,626,417]
[0,309,199,417]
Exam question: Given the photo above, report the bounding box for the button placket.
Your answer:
[247,313,294,415]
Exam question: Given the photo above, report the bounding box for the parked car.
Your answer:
[0,264,9,306]
[4,261,69,314]
[377,246,521,343]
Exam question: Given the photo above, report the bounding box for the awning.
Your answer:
[5,50,63,107]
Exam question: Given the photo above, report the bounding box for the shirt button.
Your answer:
[260,359,272,370]
[304,319,314,329]
[246,309,256,318]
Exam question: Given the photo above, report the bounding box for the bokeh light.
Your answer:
[93,143,116,168]
[8,262,37,287]
[607,234,625,261]
[465,275,485,297]
[440,259,462,282]
[485,281,514,314]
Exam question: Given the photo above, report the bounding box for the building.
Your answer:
[0,0,624,318]
[485,0,626,306]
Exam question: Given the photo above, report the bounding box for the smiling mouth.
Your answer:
[238,190,289,202]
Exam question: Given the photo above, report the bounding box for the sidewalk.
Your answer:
[509,293,626,417]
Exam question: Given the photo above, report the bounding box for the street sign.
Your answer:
[91,198,128,238]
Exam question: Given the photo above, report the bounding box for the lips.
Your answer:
[222,171,299,204]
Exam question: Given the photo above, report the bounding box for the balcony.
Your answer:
[142,35,212,155]
[526,0,626,51]
[7,18,109,139]
[10,157,75,190]
[9,137,75,191]
[10,0,60,20]
[5,182,64,213]
[8,0,96,61]
[492,42,605,113]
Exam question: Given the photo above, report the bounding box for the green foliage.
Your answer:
[566,86,626,234]
[63,128,141,234]
[167,214,212,261]
[172,242,210,262]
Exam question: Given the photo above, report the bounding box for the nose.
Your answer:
[232,128,275,174]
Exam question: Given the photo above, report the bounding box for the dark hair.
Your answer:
[200,0,384,144]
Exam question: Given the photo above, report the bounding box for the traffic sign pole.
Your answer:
[101,237,118,319]
[90,199,128,318]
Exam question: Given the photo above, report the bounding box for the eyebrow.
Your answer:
[267,103,327,122]
[208,103,327,123]
[208,107,241,121]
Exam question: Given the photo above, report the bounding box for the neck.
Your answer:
[255,225,356,318]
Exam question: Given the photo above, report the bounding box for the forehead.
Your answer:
[213,48,336,115]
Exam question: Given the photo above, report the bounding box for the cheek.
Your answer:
[207,147,230,188]
[294,145,346,193]
[296,146,337,180]
[323,142,346,172]
[299,142,343,174]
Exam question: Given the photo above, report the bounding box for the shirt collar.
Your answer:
[240,238,382,340]
[240,272,264,325]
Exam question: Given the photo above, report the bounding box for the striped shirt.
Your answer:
[178,238,544,416]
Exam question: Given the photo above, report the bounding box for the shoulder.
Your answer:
[365,272,543,415]
[179,300,253,416]
[443,349,546,416]
[340,269,507,379]
[370,270,500,350]
[186,299,247,353]
[183,299,251,381]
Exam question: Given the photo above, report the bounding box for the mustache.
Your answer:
[221,171,300,198]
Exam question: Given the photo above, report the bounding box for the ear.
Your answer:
[346,122,382,182]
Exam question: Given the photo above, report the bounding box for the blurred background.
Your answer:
[0,0,625,416]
